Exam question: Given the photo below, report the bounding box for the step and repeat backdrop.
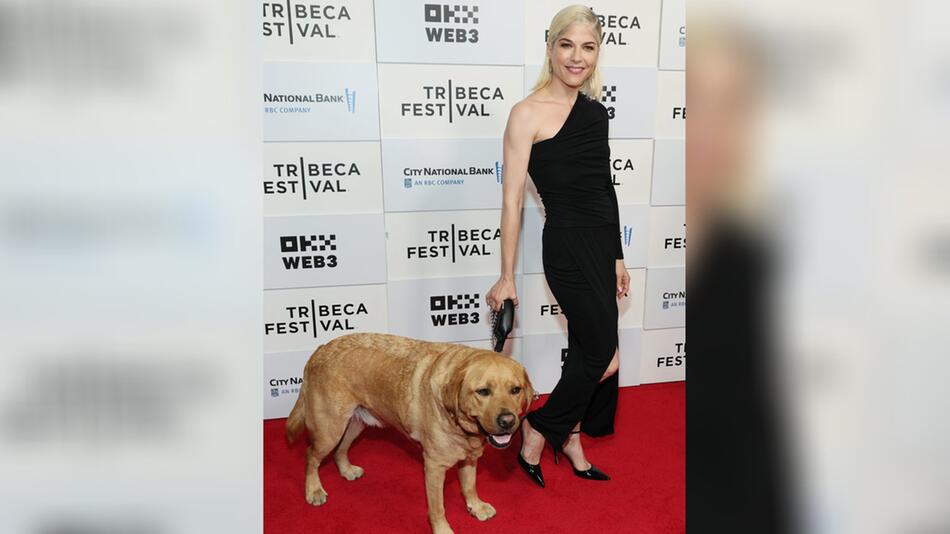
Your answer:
[262,0,685,418]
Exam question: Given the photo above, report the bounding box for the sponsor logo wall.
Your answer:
[262,0,685,419]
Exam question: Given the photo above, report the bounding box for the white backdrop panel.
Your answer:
[386,274,524,342]
[263,284,389,353]
[263,0,378,62]
[263,213,387,289]
[377,63,523,138]
[611,138,655,205]
[375,0,525,65]
[651,139,685,206]
[384,209,516,279]
[658,0,686,70]
[381,138,504,211]
[263,61,380,141]
[647,205,686,267]
[263,141,384,215]
[655,70,686,139]
[639,327,686,383]
[643,265,685,330]
[263,349,312,420]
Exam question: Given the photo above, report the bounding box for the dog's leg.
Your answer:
[305,417,349,506]
[333,417,365,480]
[459,458,495,521]
[423,453,455,534]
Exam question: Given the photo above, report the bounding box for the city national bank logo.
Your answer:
[661,290,686,310]
[423,4,479,44]
[264,88,357,114]
[679,26,686,48]
[406,223,500,263]
[280,234,338,270]
[656,342,686,368]
[265,299,368,338]
[262,2,352,44]
[269,376,302,398]
[265,156,359,199]
[402,161,501,189]
[623,225,634,247]
[429,293,480,327]
[400,82,504,123]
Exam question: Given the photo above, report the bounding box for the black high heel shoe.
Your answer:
[516,425,545,488]
[552,430,610,481]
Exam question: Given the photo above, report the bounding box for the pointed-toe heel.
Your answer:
[558,431,610,481]
[517,451,545,488]
[572,463,610,481]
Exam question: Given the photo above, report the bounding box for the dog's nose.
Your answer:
[497,412,516,430]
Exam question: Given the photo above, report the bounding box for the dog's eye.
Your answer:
[510,387,522,394]
[476,388,491,396]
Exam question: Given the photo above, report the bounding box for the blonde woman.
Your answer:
[486,5,629,487]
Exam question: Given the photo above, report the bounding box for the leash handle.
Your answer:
[490,298,515,352]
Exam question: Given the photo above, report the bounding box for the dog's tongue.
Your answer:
[493,433,512,444]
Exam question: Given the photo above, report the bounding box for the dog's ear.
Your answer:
[440,355,469,419]
[519,365,535,414]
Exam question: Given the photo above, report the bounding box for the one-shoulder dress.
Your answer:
[525,91,625,450]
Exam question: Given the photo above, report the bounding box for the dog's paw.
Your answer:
[339,464,364,481]
[306,487,328,506]
[466,500,496,521]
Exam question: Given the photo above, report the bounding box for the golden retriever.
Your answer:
[285,331,534,534]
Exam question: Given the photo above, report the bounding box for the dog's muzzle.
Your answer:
[477,419,515,449]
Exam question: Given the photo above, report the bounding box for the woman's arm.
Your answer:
[487,101,534,311]
[498,101,534,280]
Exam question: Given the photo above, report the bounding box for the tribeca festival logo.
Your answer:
[664,223,686,251]
[264,156,360,199]
[262,2,352,44]
[265,299,368,337]
[400,82,504,124]
[264,87,357,115]
[672,104,686,120]
[429,293,480,327]
[560,347,569,368]
[661,289,686,310]
[279,233,338,270]
[656,342,686,368]
[423,3,479,44]
[544,11,641,46]
[611,154,635,187]
[402,160,500,189]
[406,223,500,263]
[269,376,303,398]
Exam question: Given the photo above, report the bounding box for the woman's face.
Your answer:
[547,21,599,88]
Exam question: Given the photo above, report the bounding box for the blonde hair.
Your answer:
[531,5,604,101]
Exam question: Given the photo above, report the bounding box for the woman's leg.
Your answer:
[527,225,619,454]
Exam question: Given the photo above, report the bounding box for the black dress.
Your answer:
[525,91,624,450]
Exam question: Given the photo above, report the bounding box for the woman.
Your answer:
[486,4,630,487]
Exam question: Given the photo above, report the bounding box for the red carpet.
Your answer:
[265,382,684,533]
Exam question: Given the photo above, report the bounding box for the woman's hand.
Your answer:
[615,260,630,299]
[486,276,519,311]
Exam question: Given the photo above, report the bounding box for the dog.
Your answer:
[285,331,535,534]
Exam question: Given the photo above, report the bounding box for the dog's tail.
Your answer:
[285,383,306,444]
